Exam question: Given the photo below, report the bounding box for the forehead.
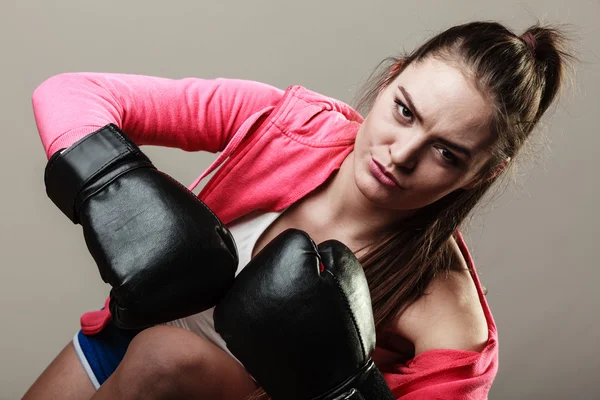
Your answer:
[391,57,494,150]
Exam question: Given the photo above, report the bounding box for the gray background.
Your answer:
[2,0,598,399]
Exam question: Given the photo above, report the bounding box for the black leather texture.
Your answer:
[214,229,394,400]
[44,124,238,329]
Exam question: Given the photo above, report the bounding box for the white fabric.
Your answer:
[72,332,102,390]
[164,209,284,363]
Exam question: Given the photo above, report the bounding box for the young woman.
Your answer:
[24,21,572,399]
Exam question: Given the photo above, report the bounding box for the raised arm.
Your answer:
[31,72,284,158]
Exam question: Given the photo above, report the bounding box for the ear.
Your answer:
[488,158,511,181]
[378,60,405,94]
[388,60,404,77]
[462,158,511,190]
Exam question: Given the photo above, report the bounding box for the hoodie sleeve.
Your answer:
[31,72,284,159]
[382,345,498,399]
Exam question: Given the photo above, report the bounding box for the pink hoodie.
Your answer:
[32,73,498,399]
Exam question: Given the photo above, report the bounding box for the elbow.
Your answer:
[32,73,78,104]
[31,73,91,159]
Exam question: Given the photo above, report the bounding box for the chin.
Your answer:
[355,171,403,208]
[358,177,436,214]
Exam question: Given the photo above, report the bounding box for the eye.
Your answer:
[437,147,458,164]
[394,99,414,122]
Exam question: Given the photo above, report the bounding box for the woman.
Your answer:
[24,21,572,399]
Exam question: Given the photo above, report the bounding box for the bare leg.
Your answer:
[22,341,95,400]
[91,325,258,400]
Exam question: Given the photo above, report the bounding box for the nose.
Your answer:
[389,133,420,172]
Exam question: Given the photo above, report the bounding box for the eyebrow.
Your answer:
[398,85,474,160]
[398,85,424,124]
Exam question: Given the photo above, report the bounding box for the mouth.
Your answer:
[370,158,403,188]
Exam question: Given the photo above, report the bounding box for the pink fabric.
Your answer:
[380,230,498,399]
[32,73,498,398]
[32,73,284,158]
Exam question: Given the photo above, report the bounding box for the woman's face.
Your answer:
[353,57,495,212]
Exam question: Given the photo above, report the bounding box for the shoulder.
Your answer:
[277,85,363,140]
[391,236,489,356]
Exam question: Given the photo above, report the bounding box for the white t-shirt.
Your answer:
[164,209,284,364]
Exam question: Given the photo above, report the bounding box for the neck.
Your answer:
[307,151,415,248]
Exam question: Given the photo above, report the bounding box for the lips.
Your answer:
[370,158,402,188]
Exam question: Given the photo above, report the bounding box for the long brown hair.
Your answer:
[247,20,573,400]
[356,21,573,330]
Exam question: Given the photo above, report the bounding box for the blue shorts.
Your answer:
[73,322,142,389]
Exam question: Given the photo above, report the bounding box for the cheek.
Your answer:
[354,125,375,160]
[358,110,390,141]
[408,168,464,203]
[355,124,368,148]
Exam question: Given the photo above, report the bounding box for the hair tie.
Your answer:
[521,32,537,57]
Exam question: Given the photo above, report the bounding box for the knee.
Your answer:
[114,326,210,397]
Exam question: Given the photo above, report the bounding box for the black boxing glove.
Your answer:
[44,124,238,330]
[214,229,395,400]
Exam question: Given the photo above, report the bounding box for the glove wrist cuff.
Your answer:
[319,360,394,400]
[330,389,365,400]
[44,124,152,223]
